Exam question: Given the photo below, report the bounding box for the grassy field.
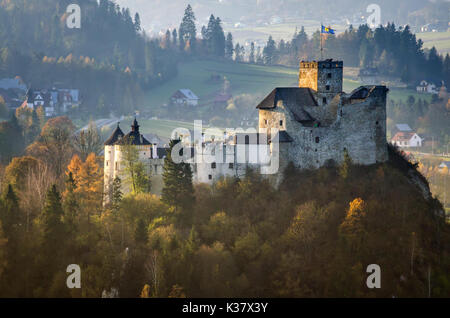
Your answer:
[143,59,426,111]
[417,31,450,55]
[144,60,300,109]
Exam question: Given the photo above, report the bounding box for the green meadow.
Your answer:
[143,59,428,110]
[417,31,450,55]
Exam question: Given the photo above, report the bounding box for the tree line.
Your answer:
[251,24,450,86]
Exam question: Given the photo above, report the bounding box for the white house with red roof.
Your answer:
[391,131,423,148]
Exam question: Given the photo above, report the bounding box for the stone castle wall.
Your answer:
[258,86,388,173]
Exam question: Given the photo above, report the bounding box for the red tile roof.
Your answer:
[392,131,415,142]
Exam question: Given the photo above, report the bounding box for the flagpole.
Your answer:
[320,22,323,60]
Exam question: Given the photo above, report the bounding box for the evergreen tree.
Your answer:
[111,176,123,213]
[234,43,244,62]
[41,185,65,253]
[225,33,234,60]
[0,185,20,236]
[249,42,255,64]
[134,13,141,32]
[179,5,197,52]
[263,36,277,65]
[162,139,195,214]
[172,28,178,48]
[63,172,78,232]
[135,218,148,244]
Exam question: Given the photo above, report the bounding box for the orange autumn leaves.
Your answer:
[66,153,103,213]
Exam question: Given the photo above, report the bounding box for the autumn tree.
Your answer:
[67,153,103,222]
[121,142,151,195]
[27,116,75,178]
[73,120,102,160]
[339,198,368,254]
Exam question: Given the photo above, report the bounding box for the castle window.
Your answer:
[326,85,330,91]
[115,162,118,170]
[211,162,216,169]
[229,163,234,169]
[208,175,212,180]
[106,161,109,167]
[279,120,283,126]
[245,136,250,145]
[264,119,268,125]
[322,97,327,104]
[327,73,332,79]
[315,137,320,143]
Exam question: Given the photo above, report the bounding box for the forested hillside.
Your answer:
[0,125,448,297]
[0,0,179,116]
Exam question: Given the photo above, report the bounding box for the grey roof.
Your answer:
[105,119,151,146]
[0,78,27,91]
[118,118,151,145]
[256,88,317,122]
[104,124,125,145]
[395,124,412,132]
[348,86,389,100]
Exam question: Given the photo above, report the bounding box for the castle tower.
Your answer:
[299,59,343,106]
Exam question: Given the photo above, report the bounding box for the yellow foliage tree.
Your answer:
[140,284,151,298]
[67,153,103,222]
[339,198,368,253]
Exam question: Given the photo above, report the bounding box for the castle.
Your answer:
[104,59,388,200]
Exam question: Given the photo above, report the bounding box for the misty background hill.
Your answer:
[115,0,447,34]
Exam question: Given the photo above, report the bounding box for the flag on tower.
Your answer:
[321,25,335,35]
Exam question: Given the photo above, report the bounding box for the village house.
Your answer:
[171,89,199,106]
[416,80,438,94]
[391,131,423,148]
[26,89,55,117]
[23,88,80,117]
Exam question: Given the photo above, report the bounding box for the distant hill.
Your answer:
[115,0,433,33]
